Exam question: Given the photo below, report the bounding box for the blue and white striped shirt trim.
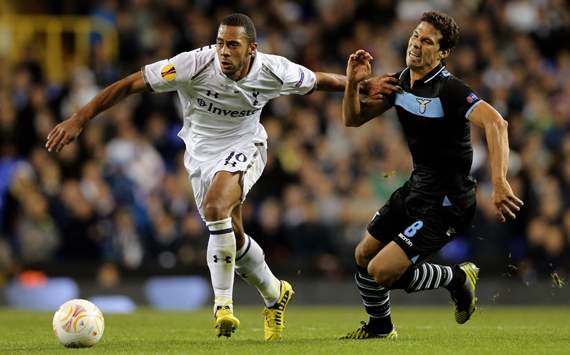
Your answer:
[424,66,446,83]
[465,100,483,119]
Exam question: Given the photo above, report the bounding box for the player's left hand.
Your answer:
[346,49,373,85]
[492,180,524,222]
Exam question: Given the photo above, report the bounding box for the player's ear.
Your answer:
[439,49,450,62]
[249,42,257,56]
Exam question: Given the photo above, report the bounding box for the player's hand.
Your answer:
[492,180,524,222]
[362,74,402,100]
[45,114,86,152]
[346,49,373,85]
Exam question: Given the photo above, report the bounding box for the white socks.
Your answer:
[206,217,236,310]
[206,217,280,310]
[235,234,281,307]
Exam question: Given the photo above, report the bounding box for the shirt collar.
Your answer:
[423,64,445,83]
[400,64,445,87]
[241,52,262,82]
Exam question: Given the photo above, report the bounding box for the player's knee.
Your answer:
[203,200,231,221]
[367,264,398,288]
[354,241,377,268]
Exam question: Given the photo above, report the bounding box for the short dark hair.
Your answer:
[220,13,256,43]
[420,11,459,52]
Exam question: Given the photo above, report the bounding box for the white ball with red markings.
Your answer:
[52,299,105,348]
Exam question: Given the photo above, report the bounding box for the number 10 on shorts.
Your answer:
[224,151,247,167]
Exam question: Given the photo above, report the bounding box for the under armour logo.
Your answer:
[252,91,259,106]
[206,90,219,98]
[416,98,432,114]
[213,255,232,263]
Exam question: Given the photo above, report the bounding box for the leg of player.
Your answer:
[203,171,242,338]
[231,205,294,341]
[391,260,479,324]
[382,244,479,324]
[341,234,398,340]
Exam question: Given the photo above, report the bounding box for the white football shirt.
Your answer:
[143,45,317,161]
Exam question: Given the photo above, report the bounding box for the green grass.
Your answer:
[0,306,568,354]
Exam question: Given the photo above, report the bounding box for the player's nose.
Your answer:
[220,45,230,56]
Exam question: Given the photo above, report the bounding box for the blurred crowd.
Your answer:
[1,0,569,287]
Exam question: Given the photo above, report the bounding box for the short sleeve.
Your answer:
[143,51,197,93]
[281,63,316,95]
[272,56,316,96]
[442,77,482,120]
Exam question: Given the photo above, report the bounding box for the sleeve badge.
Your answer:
[294,68,305,88]
[161,64,176,81]
[466,93,479,104]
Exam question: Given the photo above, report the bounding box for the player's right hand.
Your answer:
[346,49,373,85]
[45,114,86,152]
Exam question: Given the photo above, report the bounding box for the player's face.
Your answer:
[406,22,448,72]
[216,25,256,80]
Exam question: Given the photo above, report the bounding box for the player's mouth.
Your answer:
[221,61,233,69]
[408,51,421,59]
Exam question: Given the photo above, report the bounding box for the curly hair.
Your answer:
[220,13,257,43]
[420,11,459,53]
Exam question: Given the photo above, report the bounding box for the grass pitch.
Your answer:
[0,306,568,354]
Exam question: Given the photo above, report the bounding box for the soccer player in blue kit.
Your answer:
[341,11,524,339]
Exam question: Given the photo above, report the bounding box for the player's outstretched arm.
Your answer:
[46,71,149,152]
[314,72,347,92]
[468,101,524,222]
[342,50,398,127]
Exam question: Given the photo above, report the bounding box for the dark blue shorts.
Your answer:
[367,183,476,264]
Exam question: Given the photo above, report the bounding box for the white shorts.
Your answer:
[185,141,267,219]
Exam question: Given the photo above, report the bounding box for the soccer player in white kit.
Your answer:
[46,13,400,340]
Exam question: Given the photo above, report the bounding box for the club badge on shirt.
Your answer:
[161,64,176,81]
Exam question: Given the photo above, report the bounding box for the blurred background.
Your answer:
[0,0,569,310]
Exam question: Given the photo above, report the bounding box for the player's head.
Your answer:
[406,11,459,72]
[216,13,257,80]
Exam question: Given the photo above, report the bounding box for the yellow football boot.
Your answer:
[263,280,294,341]
[214,303,240,338]
[340,321,398,340]
[453,262,479,324]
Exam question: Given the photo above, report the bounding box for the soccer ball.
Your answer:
[52,299,105,348]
